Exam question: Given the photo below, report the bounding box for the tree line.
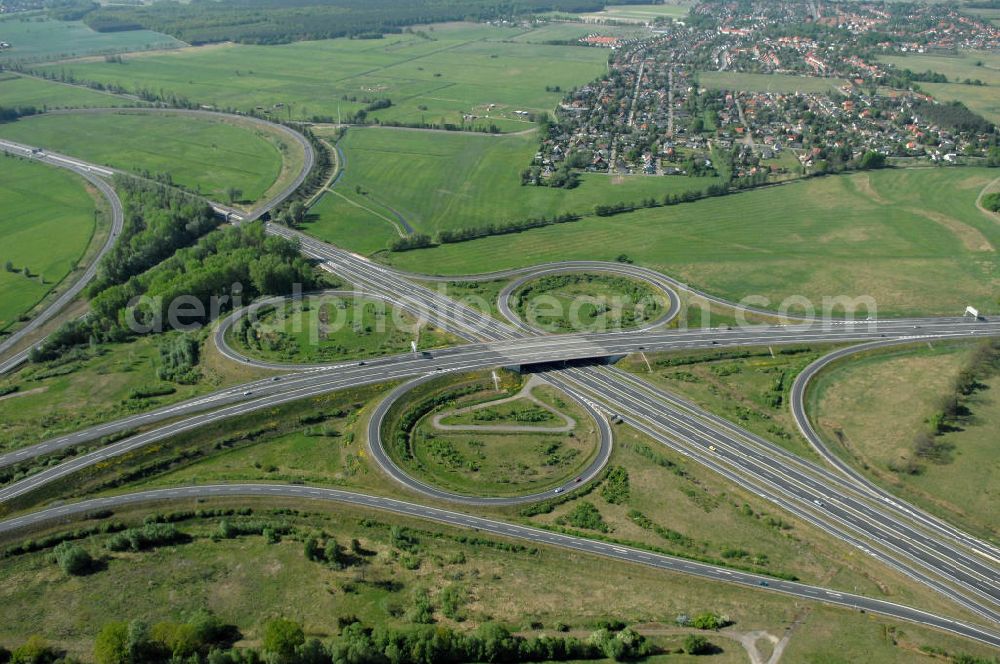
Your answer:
[388,170,784,253]
[983,192,1000,213]
[85,617,661,664]
[912,100,995,135]
[30,179,316,362]
[270,126,333,227]
[388,213,582,251]
[0,105,39,124]
[79,0,607,45]
[904,340,1000,472]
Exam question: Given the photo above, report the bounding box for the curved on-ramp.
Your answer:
[0,139,125,374]
[495,263,682,336]
[2,119,1000,645]
[41,107,315,224]
[0,483,998,649]
[212,288,478,371]
[365,372,613,507]
[0,106,316,373]
[790,339,1000,564]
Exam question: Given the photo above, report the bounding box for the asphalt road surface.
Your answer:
[0,139,124,373]
[364,373,614,506]
[790,339,1000,567]
[0,483,997,649]
[3,119,998,645]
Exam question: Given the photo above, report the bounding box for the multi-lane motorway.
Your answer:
[2,483,999,649]
[0,139,124,373]
[4,316,995,478]
[1,116,998,649]
[264,219,1000,623]
[0,106,311,374]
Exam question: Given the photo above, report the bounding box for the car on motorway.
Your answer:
[813,499,825,507]
[554,488,563,494]
[759,580,769,587]
[708,445,717,452]
[242,391,253,396]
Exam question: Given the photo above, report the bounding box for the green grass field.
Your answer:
[508,22,648,43]
[0,331,267,454]
[113,368,985,617]
[526,424,983,621]
[0,111,285,202]
[879,51,1000,123]
[0,156,98,332]
[0,73,133,109]
[579,3,692,22]
[966,7,1000,27]
[384,167,1000,317]
[19,359,976,631]
[304,191,401,255]
[618,346,829,461]
[698,71,850,94]
[31,23,609,129]
[512,272,669,333]
[8,499,997,664]
[226,295,458,364]
[809,342,998,541]
[414,278,511,321]
[0,16,182,64]
[302,126,721,243]
[880,51,1000,87]
[397,376,600,497]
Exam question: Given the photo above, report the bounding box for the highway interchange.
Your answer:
[0,109,998,649]
[0,138,123,374]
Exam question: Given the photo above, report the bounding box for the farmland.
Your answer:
[0,157,99,333]
[303,126,722,245]
[879,51,1000,88]
[966,6,1000,27]
[30,23,609,130]
[879,51,1000,123]
[698,71,851,94]
[0,16,181,64]
[0,111,286,203]
[577,3,692,24]
[384,167,1000,317]
[0,72,133,109]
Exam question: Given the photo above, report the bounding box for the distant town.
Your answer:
[528,0,1000,184]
